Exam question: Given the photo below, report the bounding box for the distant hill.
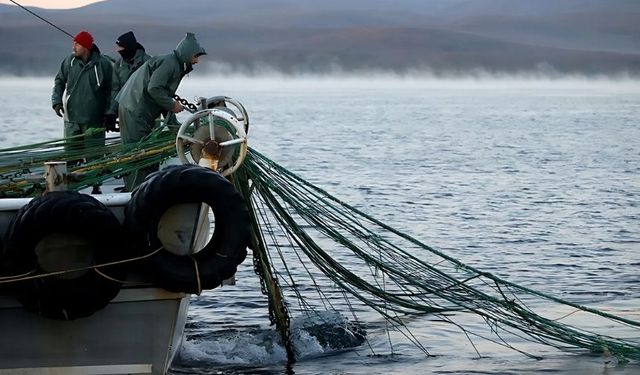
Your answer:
[0,0,638,76]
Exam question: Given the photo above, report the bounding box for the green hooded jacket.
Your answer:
[116,33,206,137]
[108,48,151,115]
[51,45,113,124]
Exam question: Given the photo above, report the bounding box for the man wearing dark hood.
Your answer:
[116,32,206,191]
[104,31,151,131]
[51,30,113,194]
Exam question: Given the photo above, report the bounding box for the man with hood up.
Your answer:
[104,31,151,131]
[51,30,113,194]
[116,32,206,191]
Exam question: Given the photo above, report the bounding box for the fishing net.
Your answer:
[0,129,638,362]
[0,125,176,197]
[234,148,640,361]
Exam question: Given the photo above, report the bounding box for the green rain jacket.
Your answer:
[116,33,206,134]
[108,48,151,115]
[52,45,113,124]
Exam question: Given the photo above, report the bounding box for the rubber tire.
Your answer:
[2,191,127,320]
[125,165,250,293]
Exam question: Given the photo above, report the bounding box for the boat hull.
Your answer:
[0,193,206,374]
[0,288,188,375]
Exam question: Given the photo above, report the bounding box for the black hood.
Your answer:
[116,31,138,51]
[117,31,145,60]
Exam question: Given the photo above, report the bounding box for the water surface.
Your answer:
[2,76,639,374]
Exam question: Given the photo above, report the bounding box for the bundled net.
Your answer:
[0,125,176,197]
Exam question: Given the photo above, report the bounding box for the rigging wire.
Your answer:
[8,0,74,38]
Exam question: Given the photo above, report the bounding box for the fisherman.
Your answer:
[116,32,206,191]
[103,31,151,132]
[51,30,113,194]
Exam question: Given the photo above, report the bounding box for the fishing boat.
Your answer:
[0,96,251,375]
[1,0,639,372]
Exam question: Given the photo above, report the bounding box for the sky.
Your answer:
[0,0,103,9]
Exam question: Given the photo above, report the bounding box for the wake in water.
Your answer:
[173,311,365,370]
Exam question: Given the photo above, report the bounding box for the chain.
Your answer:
[253,250,269,296]
[239,176,295,363]
[250,225,295,362]
[173,94,198,112]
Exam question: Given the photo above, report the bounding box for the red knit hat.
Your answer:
[74,31,94,49]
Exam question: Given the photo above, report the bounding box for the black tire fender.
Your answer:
[125,164,250,293]
[2,191,127,320]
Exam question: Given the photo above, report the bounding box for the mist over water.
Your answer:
[2,0,640,76]
[188,70,640,91]
[1,75,639,374]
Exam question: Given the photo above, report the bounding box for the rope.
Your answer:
[94,267,130,284]
[0,247,163,285]
[0,268,36,280]
[190,256,202,295]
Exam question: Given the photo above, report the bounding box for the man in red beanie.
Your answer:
[74,31,93,50]
[51,30,113,193]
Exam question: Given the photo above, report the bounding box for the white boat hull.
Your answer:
[0,193,208,375]
[0,289,188,375]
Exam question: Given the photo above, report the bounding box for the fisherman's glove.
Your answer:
[103,114,119,132]
[53,104,64,118]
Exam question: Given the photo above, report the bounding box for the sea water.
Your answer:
[1,75,639,374]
